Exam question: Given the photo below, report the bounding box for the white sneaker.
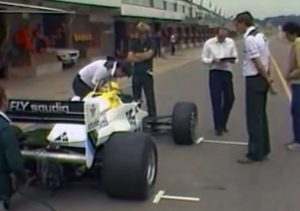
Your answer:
[286,142,300,151]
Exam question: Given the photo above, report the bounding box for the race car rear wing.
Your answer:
[6,99,85,124]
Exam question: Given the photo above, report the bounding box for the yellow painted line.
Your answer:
[270,55,292,102]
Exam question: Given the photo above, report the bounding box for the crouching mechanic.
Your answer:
[72,57,132,98]
[0,86,26,210]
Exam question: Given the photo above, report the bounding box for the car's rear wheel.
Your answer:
[102,132,158,200]
[172,102,198,145]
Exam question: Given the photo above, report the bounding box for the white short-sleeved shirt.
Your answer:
[78,60,113,88]
[242,26,270,76]
[202,37,238,72]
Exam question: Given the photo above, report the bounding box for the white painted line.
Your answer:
[153,190,200,204]
[196,137,204,144]
[203,140,248,146]
[162,195,200,202]
[196,137,248,146]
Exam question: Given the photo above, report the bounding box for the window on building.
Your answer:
[154,0,164,9]
[189,7,193,17]
[174,3,178,12]
[163,1,167,10]
[182,6,185,13]
[150,0,154,7]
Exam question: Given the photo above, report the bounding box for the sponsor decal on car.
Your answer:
[9,101,70,113]
[126,109,137,129]
[85,103,108,132]
[54,132,69,142]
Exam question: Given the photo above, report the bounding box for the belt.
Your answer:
[76,74,84,82]
[245,74,260,78]
[210,69,232,73]
[76,74,93,89]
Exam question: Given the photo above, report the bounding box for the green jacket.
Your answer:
[0,114,26,208]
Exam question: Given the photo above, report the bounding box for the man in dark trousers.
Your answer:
[202,27,238,136]
[0,86,26,210]
[234,11,276,164]
[128,22,157,118]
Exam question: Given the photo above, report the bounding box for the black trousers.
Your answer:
[72,75,93,98]
[209,70,235,132]
[132,73,157,117]
[246,75,270,161]
[291,84,300,143]
[155,41,161,57]
[171,43,176,55]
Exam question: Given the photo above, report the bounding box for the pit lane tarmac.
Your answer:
[11,42,300,211]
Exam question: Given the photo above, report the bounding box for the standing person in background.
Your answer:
[282,22,300,151]
[153,30,162,58]
[0,86,26,210]
[127,22,157,118]
[170,33,176,56]
[202,27,238,136]
[0,14,8,88]
[234,11,276,164]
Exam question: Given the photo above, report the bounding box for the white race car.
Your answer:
[7,81,198,200]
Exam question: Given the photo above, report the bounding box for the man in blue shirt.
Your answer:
[128,22,157,118]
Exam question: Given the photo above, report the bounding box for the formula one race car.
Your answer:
[6,81,198,200]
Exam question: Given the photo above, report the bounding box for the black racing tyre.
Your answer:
[172,102,198,145]
[102,132,158,200]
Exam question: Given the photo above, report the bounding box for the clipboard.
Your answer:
[219,57,237,62]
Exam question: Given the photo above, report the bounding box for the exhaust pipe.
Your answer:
[21,150,86,165]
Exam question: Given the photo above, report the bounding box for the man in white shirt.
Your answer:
[234,11,275,164]
[202,27,238,136]
[72,57,132,98]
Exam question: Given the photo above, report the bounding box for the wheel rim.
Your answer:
[146,147,157,186]
[190,111,198,143]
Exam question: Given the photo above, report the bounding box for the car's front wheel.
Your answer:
[102,132,158,200]
[172,102,198,145]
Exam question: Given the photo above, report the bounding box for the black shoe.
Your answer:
[237,156,268,164]
[3,201,10,210]
[223,128,229,133]
[237,157,257,164]
[262,156,269,161]
[215,130,223,136]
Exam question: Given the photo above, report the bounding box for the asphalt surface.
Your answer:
[9,38,300,211]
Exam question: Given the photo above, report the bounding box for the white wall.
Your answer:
[121,3,185,20]
[50,0,121,8]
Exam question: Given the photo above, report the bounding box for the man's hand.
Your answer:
[127,52,139,63]
[269,84,277,95]
[285,71,300,83]
[11,175,19,193]
[11,173,26,193]
[212,58,221,64]
[266,76,277,95]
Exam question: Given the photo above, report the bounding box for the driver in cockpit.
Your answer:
[72,57,132,98]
